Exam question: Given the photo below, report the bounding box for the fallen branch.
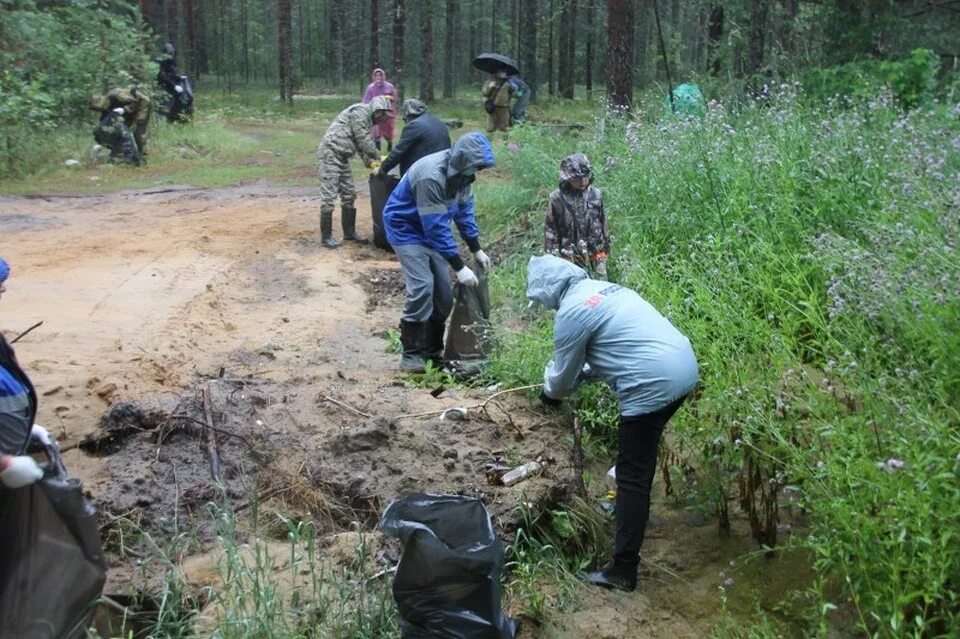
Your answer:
[201,383,222,482]
[320,395,372,418]
[11,320,43,344]
[570,414,586,496]
[393,384,543,420]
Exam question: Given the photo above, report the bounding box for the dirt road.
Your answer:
[0,180,782,637]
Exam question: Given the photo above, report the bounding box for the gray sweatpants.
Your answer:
[394,243,454,323]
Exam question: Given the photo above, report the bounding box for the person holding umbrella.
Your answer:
[475,53,519,132]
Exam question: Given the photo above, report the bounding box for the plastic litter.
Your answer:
[378,493,518,638]
[440,407,468,422]
[501,461,542,487]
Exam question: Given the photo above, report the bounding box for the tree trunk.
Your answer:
[278,0,293,103]
[240,0,249,82]
[370,0,380,68]
[745,0,768,77]
[585,0,594,94]
[707,5,723,75]
[547,0,555,96]
[606,0,634,108]
[519,0,537,100]
[443,0,455,98]
[558,0,575,99]
[420,0,434,101]
[393,0,404,103]
[775,0,799,64]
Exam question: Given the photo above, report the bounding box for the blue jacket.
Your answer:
[527,255,699,417]
[383,132,495,271]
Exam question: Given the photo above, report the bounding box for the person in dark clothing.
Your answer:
[374,99,452,177]
[0,257,42,490]
[156,42,193,123]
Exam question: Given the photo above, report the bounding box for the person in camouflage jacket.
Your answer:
[107,87,151,156]
[90,94,142,166]
[544,153,611,279]
[316,95,393,248]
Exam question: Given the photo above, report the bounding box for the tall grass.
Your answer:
[121,502,399,639]
[484,86,960,636]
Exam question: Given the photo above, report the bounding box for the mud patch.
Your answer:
[245,255,312,302]
[88,379,284,537]
[0,212,65,233]
[358,268,404,312]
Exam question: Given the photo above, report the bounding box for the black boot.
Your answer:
[580,561,637,592]
[399,320,426,373]
[320,210,340,248]
[423,317,446,367]
[342,205,368,243]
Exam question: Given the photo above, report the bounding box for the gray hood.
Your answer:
[403,98,428,121]
[526,254,589,310]
[446,132,495,178]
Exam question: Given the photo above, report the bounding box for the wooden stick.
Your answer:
[319,395,373,418]
[10,320,43,344]
[570,413,587,496]
[393,384,542,420]
[201,383,222,482]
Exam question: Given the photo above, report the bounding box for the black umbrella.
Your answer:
[473,53,519,76]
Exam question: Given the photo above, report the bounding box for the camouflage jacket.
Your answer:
[108,87,151,123]
[544,185,609,264]
[544,153,609,265]
[319,96,391,163]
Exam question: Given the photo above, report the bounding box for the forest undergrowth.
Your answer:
[481,84,960,637]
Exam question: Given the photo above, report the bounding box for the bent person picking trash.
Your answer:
[316,95,393,248]
[527,254,698,592]
[544,153,611,280]
[383,132,495,373]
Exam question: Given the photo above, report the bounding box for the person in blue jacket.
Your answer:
[383,132,495,373]
[527,254,699,592]
[0,257,43,490]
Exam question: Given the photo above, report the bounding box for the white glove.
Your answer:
[455,266,479,287]
[1,455,43,488]
[175,85,184,93]
[371,165,382,177]
[473,250,492,271]
[595,260,608,280]
[31,423,53,447]
[112,107,125,115]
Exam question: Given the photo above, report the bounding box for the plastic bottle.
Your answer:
[501,461,542,486]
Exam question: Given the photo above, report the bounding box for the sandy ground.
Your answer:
[0,180,809,637]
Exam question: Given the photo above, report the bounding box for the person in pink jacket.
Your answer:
[363,68,398,152]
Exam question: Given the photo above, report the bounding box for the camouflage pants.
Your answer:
[94,115,141,166]
[317,147,356,215]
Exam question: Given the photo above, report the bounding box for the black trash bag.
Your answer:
[0,434,107,639]
[378,494,518,639]
[444,271,490,362]
[369,173,400,252]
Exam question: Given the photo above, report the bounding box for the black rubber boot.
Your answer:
[320,210,340,248]
[580,561,638,592]
[342,206,368,243]
[399,320,426,373]
[423,317,446,367]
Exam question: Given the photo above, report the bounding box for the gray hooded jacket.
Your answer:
[527,255,698,416]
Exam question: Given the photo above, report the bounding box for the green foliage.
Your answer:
[0,0,152,176]
[486,84,960,635]
[803,48,941,109]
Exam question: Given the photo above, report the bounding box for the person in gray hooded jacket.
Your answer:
[527,254,698,592]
